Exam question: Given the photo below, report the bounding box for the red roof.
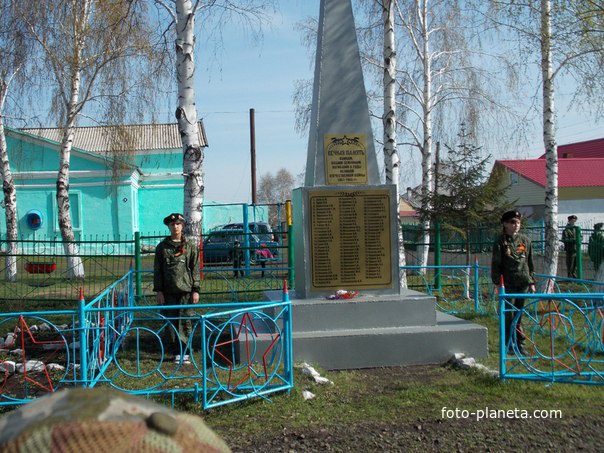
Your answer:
[496,158,604,187]
[538,137,604,159]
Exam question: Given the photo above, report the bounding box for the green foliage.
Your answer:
[419,124,510,235]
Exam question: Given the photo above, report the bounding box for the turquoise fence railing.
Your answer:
[0,270,294,409]
[498,286,604,385]
[401,263,604,386]
[401,261,496,315]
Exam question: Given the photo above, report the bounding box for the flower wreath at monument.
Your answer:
[326,289,359,300]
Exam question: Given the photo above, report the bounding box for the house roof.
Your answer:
[496,158,604,187]
[538,137,604,159]
[20,122,208,154]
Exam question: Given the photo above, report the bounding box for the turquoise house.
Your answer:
[0,122,259,240]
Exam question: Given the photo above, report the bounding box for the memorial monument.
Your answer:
[265,0,487,369]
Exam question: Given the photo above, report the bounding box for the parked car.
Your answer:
[202,229,278,264]
[221,221,276,243]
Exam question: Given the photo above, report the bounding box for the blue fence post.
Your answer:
[576,225,583,280]
[498,279,506,380]
[242,203,251,275]
[286,200,294,290]
[434,223,441,290]
[134,232,142,299]
[201,315,208,409]
[78,288,88,388]
[128,266,134,306]
[282,280,293,388]
[473,258,479,313]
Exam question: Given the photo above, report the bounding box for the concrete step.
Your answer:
[255,289,488,370]
[264,289,437,330]
[288,312,487,369]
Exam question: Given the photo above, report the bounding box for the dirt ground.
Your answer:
[225,365,604,453]
[230,415,604,452]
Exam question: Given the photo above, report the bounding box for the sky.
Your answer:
[187,0,603,204]
[195,1,316,204]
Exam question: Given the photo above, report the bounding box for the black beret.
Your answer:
[595,223,604,230]
[568,215,577,220]
[163,213,184,225]
[501,210,522,223]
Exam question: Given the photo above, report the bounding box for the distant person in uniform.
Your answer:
[153,213,200,364]
[491,210,535,355]
[588,223,604,272]
[561,215,578,278]
[232,240,244,278]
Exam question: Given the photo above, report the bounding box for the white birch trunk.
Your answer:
[56,0,89,280]
[57,116,84,279]
[418,0,433,275]
[540,0,559,290]
[175,0,203,245]
[0,79,18,282]
[382,0,407,288]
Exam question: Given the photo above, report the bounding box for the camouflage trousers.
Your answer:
[503,284,529,349]
[161,292,196,357]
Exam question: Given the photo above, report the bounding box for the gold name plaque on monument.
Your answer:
[324,134,368,185]
[309,188,392,290]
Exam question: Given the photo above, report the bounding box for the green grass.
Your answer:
[197,312,604,445]
[1,311,603,448]
[2,272,603,447]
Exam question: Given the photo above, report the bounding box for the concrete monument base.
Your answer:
[261,289,488,370]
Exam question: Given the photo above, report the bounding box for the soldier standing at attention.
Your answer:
[154,213,200,364]
[491,210,536,355]
[588,222,604,272]
[561,215,578,278]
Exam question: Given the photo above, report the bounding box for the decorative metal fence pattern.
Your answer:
[498,289,604,385]
[402,262,604,385]
[0,270,294,409]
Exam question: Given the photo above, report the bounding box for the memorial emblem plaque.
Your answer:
[324,134,368,185]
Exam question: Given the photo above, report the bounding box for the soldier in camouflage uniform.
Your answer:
[491,210,536,355]
[154,213,200,364]
[588,222,604,272]
[561,214,578,278]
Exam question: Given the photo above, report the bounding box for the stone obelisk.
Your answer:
[293,0,399,299]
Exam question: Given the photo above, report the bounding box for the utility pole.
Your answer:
[250,108,257,205]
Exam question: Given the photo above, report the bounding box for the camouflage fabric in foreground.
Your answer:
[0,388,230,453]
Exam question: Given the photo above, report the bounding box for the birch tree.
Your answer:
[154,0,276,245]
[356,0,520,275]
[382,0,407,288]
[486,0,604,287]
[18,0,167,279]
[0,1,39,282]
[540,0,559,288]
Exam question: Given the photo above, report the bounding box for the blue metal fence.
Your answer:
[498,288,604,385]
[0,269,294,409]
[402,263,604,385]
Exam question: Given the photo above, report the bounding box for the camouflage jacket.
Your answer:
[491,232,535,288]
[561,224,577,253]
[588,232,604,268]
[153,237,200,294]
